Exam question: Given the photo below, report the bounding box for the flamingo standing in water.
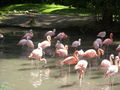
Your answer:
[28,47,47,64]
[56,45,68,57]
[38,35,51,49]
[82,48,104,58]
[72,38,81,50]
[105,56,119,77]
[79,48,104,67]
[100,54,114,69]
[60,50,79,72]
[74,60,88,79]
[103,33,113,58]
[45,29,56,37]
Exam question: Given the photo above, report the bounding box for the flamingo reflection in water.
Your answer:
[30,68,51,88]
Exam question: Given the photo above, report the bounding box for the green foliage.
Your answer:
[0,3,91,15]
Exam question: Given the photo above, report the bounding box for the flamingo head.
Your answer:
[47,35,51,41]
[110,33,113,39]
[98,48,104,55]
[64,45,68,50]
[53,29,56,32]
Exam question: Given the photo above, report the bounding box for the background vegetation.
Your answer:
[0,0,120,25]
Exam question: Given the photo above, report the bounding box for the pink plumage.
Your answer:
[56,45,68,57]
[55,32,68,40]
[45,29,56,37]
[97,31,106,38]
[103,33,113,45]
[116,45,120,51]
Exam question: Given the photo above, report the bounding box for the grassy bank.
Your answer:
[0,3,91,16]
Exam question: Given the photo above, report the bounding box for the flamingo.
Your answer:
[60,50,79,72]
[55,40,65,50]
[38,35,51,49]
[74,60,88,79]
[56,45,68,57]
[93,38,102,49]
[103,33,113,45]
[82,48,104,58]
[79,48,104,67]
[28,47,47,64]
[97,31,106,38]
[22,29,33,39]
[103,33,113,58]
[45,29,56,37]
[116,45,120,51]
[100,54,114,69]
[105,56,119,77]
[54,32,68,41]
[17,37,34,49]
[72,38,81,50]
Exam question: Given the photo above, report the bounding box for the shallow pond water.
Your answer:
[0,27,120,90]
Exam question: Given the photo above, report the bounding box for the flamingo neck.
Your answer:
[47,36,51,42]
[109,54,114,65]
[110,33,113,40]
[73,51,79,61]
[96,49,101,57]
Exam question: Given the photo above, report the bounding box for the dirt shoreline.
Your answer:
[0,14,120,33]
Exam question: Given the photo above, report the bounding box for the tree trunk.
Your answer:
[102,8,113,25]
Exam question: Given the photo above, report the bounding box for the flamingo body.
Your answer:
[116,45,120,51]
[55,40,65,49]
[72,38,81,48]
[38,36,51,49]
[55,32,68,40]
[75,60,88,71]
[97,31,106,38]
[45,29,56,37]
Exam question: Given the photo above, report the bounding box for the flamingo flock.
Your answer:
[1,29,119,85]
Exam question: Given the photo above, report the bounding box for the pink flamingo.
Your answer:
[38,35,51,49]
[74,60,88,79]
[103,33,113,45]
[55,40,65,50]
[28,47,47,64]
[17,38,34,49]
[56,45,68,57]
[79,48,104,67]
[103,33,113,58]
[45,29,56,37]
[105,56,119,77]
[60,50,79,72]
[116,45,120,51]
[97,31,106,38]
[82,48,104,58]
[26,39,34,49]
[22,29,33,39]
[93,38,102,49]
[54,32,68,41]
[72,38,81,50]
[100,54,114,69]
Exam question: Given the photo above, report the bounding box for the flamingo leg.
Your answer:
[68,64,71,73]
